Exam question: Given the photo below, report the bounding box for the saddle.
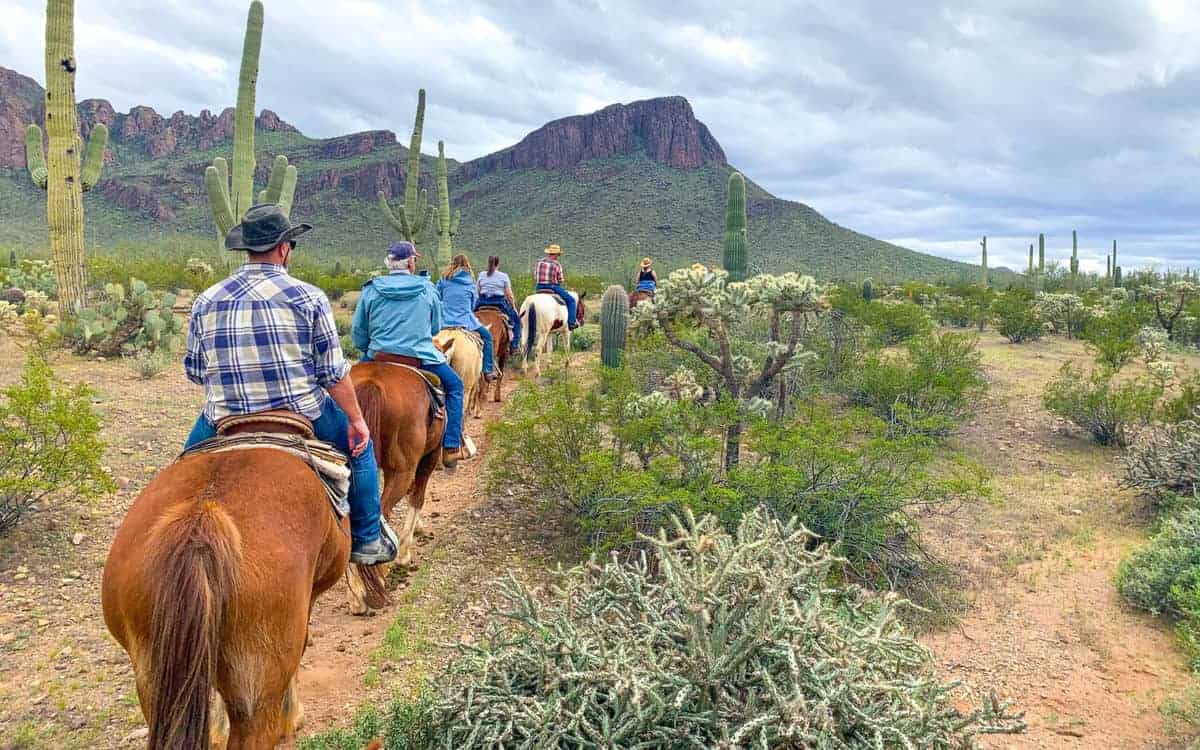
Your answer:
[372,353,447,421]
[183,412,350,519]
[535,289,571,307]
[476,306,515,338]
[442,326,485,354]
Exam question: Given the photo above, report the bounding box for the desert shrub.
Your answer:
[935,295,973,327]
[60,278,184,357]
[1161,371,1200,424]
[569,322,599,351]
[1,355,114,534]
[0,301,18,333]
[1082,303,1143,370]
[400,510,1023,748]
[1124,414,1200,506]
[859,299,935,345]
[1035,292,1091,338]
[1041,364,1159,446]
[991,291,1044,343]
[844,331,987,438]
[297,696,435,750]
[128,349,174,380]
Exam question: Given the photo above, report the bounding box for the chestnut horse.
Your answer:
[102,448,349,749]
[629,289,653,309]
[347,361,445,613]
[476,307,511,405]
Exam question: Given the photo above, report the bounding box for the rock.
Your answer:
[116,476,132,489]
[122,727,149,745]
[71,532,84,546]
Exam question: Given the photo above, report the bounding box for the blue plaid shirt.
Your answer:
[185,262,350,420]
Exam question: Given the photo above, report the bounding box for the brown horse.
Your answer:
[347,361,445,613]
[102,448,349,749]
[476,307,511,405]
[628,289,653,309]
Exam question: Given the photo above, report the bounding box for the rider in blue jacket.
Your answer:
[436,255,496,381]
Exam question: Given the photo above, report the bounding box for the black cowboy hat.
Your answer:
[224,204,313,253]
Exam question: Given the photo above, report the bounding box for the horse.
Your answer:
[476,307,511,405]
[629,289,654,309]
[519,290,587,378]
[433,328,485,420]
[101,445,351,749]
[348,361,446,614]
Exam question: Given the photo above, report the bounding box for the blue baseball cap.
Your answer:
[387,241,421,260]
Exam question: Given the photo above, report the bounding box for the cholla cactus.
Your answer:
[185,257,214,278]
[1145,281,1199,337]
[631,265,823,467]
[1035,292,1087,338]
[659,366,704,402]
[0,301,19,333]
[423,508,1024,748]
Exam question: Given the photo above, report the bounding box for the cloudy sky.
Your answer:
[3,0,1200,272]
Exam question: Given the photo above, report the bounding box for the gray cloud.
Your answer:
[3,0,1199,270]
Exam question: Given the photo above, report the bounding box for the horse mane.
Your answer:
[145,499,242,749]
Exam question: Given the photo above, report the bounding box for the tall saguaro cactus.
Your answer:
[25,0,108,314]
[1070,230,1079,277]
[378,89,431,245]
[980,236,988,286]
[1027,245,1034,276]
[599,285,628,368]
[1038,233,1045,274]
[204,1,297,241]
[432,140,460,272]
[722,172,748,281]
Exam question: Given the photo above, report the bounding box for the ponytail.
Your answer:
[487,255,500,276]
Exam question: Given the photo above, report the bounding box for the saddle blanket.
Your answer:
[476,306,515,339]
[180,434,350,518]
[442,326,485,353]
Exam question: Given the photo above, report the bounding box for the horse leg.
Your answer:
[281,676,305,736]
[210,691,230,749]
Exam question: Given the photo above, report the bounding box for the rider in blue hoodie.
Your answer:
[351,241,466,466]
[436,254,496,381]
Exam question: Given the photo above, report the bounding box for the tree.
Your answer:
[1147,281,1199,337]
[631,265,823,468]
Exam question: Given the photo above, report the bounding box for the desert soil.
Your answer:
[0,332,1197,749]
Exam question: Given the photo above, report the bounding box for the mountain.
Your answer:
[0,65,984,281]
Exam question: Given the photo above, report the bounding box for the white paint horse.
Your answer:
[519,290,586,378]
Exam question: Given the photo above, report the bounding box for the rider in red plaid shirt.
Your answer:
[534,244,579,329]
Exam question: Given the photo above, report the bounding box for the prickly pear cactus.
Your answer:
[66,278,183,357]
[600,285,628,368]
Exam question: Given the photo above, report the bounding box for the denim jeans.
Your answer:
[475,325,496,374]
[535,283,578,328]
[419,361,463,449]
[184,397,382,547]
[477,295,521,350]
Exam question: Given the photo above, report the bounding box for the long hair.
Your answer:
[443,253,473,279]
[487,255,500,276]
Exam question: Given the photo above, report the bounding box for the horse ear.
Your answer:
[579,291,587,300]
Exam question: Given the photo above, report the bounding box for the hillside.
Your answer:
[0,65,987,281]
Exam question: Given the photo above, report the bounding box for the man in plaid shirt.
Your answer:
[182,204,396,565]
[534,243,580,329]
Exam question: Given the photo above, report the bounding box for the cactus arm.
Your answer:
[262,154,289,204]
[206,163,236,237]
[277,165,298,217]
[450,209,461,236]
[230,0,264,221]
[24,124,48,189]
[80,123,107,191]
[378,191,410,237]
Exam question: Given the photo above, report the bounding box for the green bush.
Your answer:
[1041,364,1159,447]
[127,349,173,380]
[845,331,988,438]
[1,355,114,534]
[1161,370,1200,424]
[859,300,935,345]
[934,295,973,327]
[394,510,1024,748]
[991,292,1044,343]
[1124,414,1200,507]
[569,322,599,351]
[1082,303,1144,371]
[297,696,434,750]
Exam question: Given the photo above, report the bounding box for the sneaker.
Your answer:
[350,532,397,566]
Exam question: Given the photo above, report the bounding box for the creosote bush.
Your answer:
[1,354,114,534]
[1041,364,1159,447]
[1082,303,1143,371]
[313,509,1022,749]
[991,291,1044,343]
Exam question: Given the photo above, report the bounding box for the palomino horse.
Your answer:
[102,447,349,749]
[433,328,485,419]
[348,361,445,614]
[628,289,653,309]
[476,307,511,404]
[519,290,587,378]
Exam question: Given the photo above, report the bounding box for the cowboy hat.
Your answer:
[640,257,652,268]
[545,244,562,255]
[224,204,313,253]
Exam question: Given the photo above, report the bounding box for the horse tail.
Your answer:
[524,302,537,362]
[146,501,241,749]
[357,378,385,466]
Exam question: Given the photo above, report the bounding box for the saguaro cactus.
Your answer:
[1027,244,1034,275]
[600,285,629,368]
[432,140,460,272]
[1112,240,1118,275]
[1038,233,1045,274]
[25,0,109,314]
[722,172,748,282]
[1070,230,1079,277]
[980,236,988,285]
[378,89,431,245]
[204,1,297,239]
[1107,255,1112,279]
[862,278,874,302]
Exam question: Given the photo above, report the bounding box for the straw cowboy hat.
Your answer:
[640,257,652,269]
[545,244,562,255]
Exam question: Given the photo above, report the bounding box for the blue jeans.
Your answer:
[636,281,656,293]
[184,398,382,547]
[477,295,521,350]
[420,361,463,450]
[474,325,496,374]
[536,283,578,328]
